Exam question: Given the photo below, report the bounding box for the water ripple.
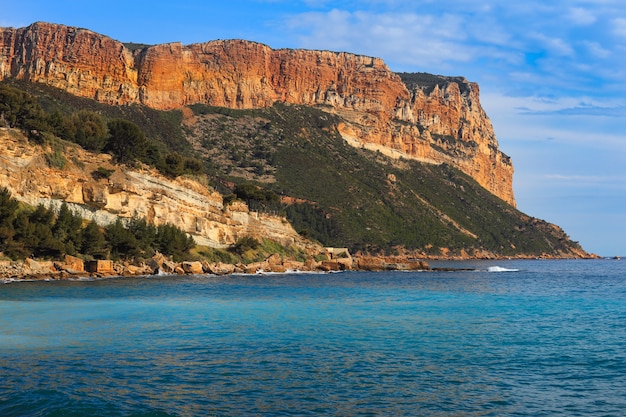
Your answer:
[1,260,626,416]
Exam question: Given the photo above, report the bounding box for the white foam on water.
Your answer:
[487,266,520,273]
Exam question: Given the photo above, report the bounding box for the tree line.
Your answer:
[0,187,194,261]
[0,84,203,177]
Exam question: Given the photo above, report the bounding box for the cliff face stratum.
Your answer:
[0,22,515,206]
[0,128,309,250]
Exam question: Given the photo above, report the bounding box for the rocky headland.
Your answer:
[0,22,514,205]
[0,22,592,265]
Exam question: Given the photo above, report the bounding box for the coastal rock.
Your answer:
[85,260,114,274]
[63,255,85,272]
[268,264,287,273]
[145,258,161,274]
[354,256,385,271]
[266,253,281,265]
[244,261,267,274]
[182,261,204,274]
[0,128,315,251]
[25,258,56,273]
[205,262,236,275]
[354,256,430,271]
[319,260,342,271]
[336,257,354,270]
[160,261,179,274]
[283,260,306,271]
[0,22,514,205]
[122,263,148,276]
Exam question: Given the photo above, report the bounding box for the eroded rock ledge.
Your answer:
[0,252,433,282]
[0,128,312,250]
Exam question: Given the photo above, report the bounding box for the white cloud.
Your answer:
[567,7,597,25]
[544,174,626,185]
[528,33,574,56]
[612,17,626,38]
[581,40,611,58]
[481,92,626,150]
[287,10,480,68]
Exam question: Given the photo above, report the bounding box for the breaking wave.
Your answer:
[487,266,520,273]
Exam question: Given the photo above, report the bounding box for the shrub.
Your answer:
[92,166,115,180]
[231,236,260,255]
[155,223,195,261]
[105,118,147,164]
[70,110,108,151]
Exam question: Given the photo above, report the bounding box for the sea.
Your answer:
[1,259,625,417]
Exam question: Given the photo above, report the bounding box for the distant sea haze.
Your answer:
[1,259,625,416]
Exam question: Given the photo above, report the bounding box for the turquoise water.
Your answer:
[1,259,625,416]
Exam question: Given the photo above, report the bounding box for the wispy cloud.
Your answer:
[484,93,626,117]
[567,7,597,25]
[612,17,626,38]
[528,33,575,56]
[286,9,479,68]
[278,0,626,100]
[544,174,626,183]
[518,104,626,117]
[581,41,612,58]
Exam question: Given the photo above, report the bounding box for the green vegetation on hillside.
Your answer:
[0,187,195,261]
[0,81,203,177]
[0,80,585,258]
[188,103,584,257]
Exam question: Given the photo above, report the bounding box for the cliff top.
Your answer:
[0,21,590,257]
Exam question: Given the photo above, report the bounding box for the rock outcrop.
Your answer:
[1,248,438,282]
[0,22,514,205]
[0,127,311,250]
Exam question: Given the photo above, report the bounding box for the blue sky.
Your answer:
[4,0,626,256]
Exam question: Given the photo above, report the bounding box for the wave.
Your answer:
[487,266,520,273]
[254,269,341,275]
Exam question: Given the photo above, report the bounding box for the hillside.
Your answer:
[0,79,587,259]
[1,22,513,205]
[183,103,586,257]
[0,22,590,258]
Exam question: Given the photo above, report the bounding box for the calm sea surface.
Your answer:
[1,259,626,416]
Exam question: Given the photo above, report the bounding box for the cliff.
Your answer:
[0,22,514,205]
[0,127,312,250]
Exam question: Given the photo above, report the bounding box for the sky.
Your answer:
[3,0,626,256]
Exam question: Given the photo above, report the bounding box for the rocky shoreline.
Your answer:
[0,252,434,282]
[1,250,600,283]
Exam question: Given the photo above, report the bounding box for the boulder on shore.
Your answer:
[182,261,204,274]
[204,261,236,275]
[354,256,430,271]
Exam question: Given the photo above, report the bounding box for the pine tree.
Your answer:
[71,110,108,151]
[81,220,107,259]
[52,203,83,254]
[105,219,140,259]
[0,187,19,255]
[105,119,148,164]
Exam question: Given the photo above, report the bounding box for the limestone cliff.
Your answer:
[0,128,310,250]
[0,22,514,205]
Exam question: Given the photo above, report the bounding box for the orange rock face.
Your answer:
[0,22,515,205]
